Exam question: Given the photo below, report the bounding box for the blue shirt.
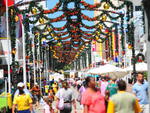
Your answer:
[132,81,149,104]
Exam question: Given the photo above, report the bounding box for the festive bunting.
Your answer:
[8,0,134,66]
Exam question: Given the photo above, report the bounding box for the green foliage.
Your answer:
[63,64,73,71]
[143,72,148,80]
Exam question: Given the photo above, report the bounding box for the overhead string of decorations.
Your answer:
[8,0,133,64]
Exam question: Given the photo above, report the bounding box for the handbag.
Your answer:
[57,96,64,110]
[57,90,64,110]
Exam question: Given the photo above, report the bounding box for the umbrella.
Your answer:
[97,64,124,74]
[87,64,127,78]
[105,70,129,78]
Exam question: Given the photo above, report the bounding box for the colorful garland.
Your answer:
[8,0,134,65]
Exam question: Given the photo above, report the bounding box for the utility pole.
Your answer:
[6,0,11,93]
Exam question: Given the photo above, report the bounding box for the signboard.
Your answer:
[92,41,96,52]
[0,69,4,79]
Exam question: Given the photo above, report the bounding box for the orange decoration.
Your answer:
[26,56,30,59]
[128,44,133,49]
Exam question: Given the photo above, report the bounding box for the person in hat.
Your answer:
[14,82,32,98]
[12,82,33,113]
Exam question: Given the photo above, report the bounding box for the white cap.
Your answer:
[35,82,38,85]
[17,82,24,87]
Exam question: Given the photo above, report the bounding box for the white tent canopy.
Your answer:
[87,64,124,74]
[49,73,64,81]
[125,62,147,72]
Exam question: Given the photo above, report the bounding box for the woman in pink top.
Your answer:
[81,77,106,113]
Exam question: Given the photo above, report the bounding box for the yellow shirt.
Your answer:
[52,84,58,93]
[45,85,49,93]
[13,94,32,111]
[27,83,30,89]
[107,91,142,113]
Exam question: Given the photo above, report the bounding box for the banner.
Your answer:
[112,32,115,57]
[2,0,14,7]
[99,43,103,58]
[0,0,14,15]
[92,41,96,52]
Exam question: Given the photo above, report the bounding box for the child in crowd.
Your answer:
[43,97,55,113]
[48,87,54,101]
[49,87,55,113]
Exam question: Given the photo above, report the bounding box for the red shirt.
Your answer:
[81,88,106,113]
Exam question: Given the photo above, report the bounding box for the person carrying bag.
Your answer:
[55,81,76,113]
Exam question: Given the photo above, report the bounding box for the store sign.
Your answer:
[0,69,4,79]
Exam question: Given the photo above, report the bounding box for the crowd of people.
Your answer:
[11,72,149,113]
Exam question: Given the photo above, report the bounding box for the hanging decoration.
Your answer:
[8,0,133,65]
[31,8,37,15]
[136,53,145,62]
[103,3,110,10]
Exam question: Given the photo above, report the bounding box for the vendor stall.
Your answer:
[0,78,12,113]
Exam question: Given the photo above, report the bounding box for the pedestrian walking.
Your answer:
[77,81,86,104]
[45,84,49,96]
[43,97,54,113]
[105,77,118,110]
[105,76,118,97]
[81,77,106,113]
[30,83,41,106]
[132,72,149,113]
[100,76,109,96]
[12,83,33,113]
[48,87,54,102]
[52,82,58,94]
[107,80,141,113]
[14,82,32,98]
[55,81,76,113]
